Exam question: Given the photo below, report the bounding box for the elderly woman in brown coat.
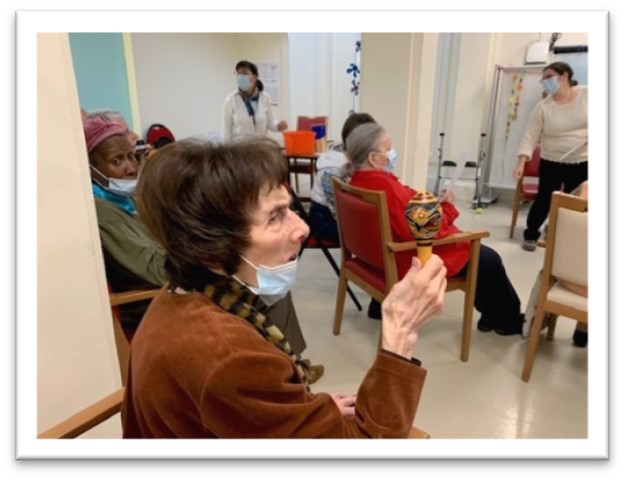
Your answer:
[121,137,447,438]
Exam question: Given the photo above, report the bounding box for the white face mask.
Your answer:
[90,165,137,197]
[237,255,298,306]
[384,148,397,172]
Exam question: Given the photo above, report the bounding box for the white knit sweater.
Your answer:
[221,90,280,143]
[517,86,588,164]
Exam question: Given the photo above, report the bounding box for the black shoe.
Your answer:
[477,317,495,332]
[367,299,382,320]
[495,314,524,336]
[573,329,588,348]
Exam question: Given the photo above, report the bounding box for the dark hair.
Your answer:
[136,137,287,291]
[341,112,376,145]
[236,60,264,92]
[544,61,578,87]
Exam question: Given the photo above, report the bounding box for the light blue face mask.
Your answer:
[90,165,138,197]
[384,148,397,173]
[541,76,561,95]
[238,256,298,306]
[237,74,252,91]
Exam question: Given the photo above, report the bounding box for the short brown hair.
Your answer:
[137,137,287,290]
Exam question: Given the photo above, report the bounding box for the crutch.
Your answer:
[433,133,445,196]
[472,133,487,209]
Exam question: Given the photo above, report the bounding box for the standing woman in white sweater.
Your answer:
[221,60,288,143]
[514,61,588,251]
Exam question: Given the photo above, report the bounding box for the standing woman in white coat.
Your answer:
[221,60,288,143]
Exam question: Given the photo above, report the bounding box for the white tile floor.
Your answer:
[291,178,588,439]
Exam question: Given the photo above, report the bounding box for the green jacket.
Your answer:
[94,196,165,300]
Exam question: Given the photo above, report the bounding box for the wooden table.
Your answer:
[283,152,319,201]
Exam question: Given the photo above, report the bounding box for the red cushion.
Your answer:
[345,258,386,293]
[335,190,385,270]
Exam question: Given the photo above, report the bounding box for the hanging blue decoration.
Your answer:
[346,63,360,78]
[347,38,362,106]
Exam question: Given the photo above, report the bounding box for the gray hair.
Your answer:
[85,109,125,123]
[342,123,386,178]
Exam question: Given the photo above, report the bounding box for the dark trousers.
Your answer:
[458,244,521,328]
[524,160,588,241]
[309,201,339,243]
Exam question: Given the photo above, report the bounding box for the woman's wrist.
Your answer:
[381,328,419,360]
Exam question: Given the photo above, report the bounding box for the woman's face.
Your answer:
[368,132,394,169]
[542,68,567,85]
[90,135,138,180]
[236,184,309,288]
[236,66,257,91]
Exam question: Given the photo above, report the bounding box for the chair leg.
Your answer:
[546,314,559,341]
[460,287,474,363]
[460,239,480,362]
[295,172,300,193]
[319,244,362,311]
[333,272,348,335]
[522,305,548,382]
[509,189,521,238]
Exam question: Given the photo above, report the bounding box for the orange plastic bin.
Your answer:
[283,131,316,156]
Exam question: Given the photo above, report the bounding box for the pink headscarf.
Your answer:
[83,116,127,153]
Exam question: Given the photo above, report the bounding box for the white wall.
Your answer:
[37,33,121,436]
[131,32,288,143]
[288,33,360,143]
[131,33,240,141]
[360,32,438,190]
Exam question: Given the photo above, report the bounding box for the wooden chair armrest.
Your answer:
[38,388,125,439]
[432,230,490,246]
[387,241,419,253]
[387,231,489,253]
[109,288,160,307]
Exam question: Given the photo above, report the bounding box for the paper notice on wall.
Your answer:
[258,62,280,106]
[439,148,471,202]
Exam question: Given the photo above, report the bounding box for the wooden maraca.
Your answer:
[405,191,442,263]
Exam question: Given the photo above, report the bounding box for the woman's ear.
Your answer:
[366,152,377,168]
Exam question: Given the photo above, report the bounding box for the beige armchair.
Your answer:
[521,191,588,382]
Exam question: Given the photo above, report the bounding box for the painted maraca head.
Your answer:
[405,191,442,242]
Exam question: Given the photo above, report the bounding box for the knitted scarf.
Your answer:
[200,275,311,387]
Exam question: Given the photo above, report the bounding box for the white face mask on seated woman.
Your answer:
[90,164,138,197]
[235,255,299,306]
[369,148,397,173]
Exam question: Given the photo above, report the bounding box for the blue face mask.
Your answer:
[541,76,561,95]
[90,165,137,197]
[238,256,298,306]
[384,148,397,172]
[237,74,252,91]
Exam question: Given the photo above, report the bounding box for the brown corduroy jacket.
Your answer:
[122,289,427,438]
